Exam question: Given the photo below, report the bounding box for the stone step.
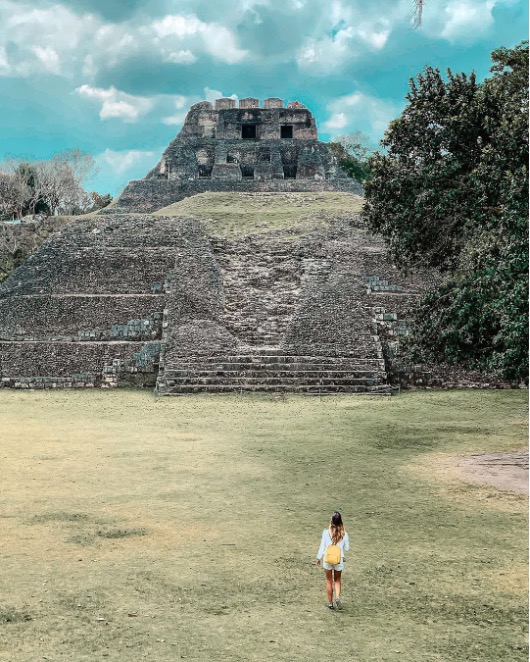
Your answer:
[163,351,384,361]
[162,369,385,380]
[162,379,382,388]
[157,384,392,395]
[163,361,385,370]
[161,357,384,371]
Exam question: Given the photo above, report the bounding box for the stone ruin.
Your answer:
[110,96,360,213]
[0,206,429,394]
[0,96,462,395]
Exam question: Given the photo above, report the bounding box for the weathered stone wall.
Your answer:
[391,364,517,389]
[180,98,317,141]
[0,215,187,296]
[0,295,163,341]
[0,214,189,388]
[0,340,156,388]
[108,97,360,214]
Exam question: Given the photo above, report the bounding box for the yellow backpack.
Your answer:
[324,539,342,565]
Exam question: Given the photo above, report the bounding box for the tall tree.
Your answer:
[362,42,529,380]
[34,149,97,216]
[0,171,30,219]
[0,149,101,218]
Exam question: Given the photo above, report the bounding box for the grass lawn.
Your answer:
[153,191,364,237]
[0,390,527,662]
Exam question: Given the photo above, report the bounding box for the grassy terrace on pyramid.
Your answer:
[0,96,433,394]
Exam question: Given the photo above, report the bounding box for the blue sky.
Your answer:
[0,0,527,196]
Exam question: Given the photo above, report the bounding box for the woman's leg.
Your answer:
[334,570,342,599]
[325,569,333,604]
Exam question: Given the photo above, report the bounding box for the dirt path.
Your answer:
[455,450,528,494]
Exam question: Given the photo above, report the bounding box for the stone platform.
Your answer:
[0,197,422,394]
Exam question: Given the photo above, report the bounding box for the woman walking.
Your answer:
[316,511,349,610]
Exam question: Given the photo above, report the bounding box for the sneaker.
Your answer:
[327,603,335,610]
[335,598,343,610]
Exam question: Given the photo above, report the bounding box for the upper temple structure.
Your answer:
[110,97,361,213]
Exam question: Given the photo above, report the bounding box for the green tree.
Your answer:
[329,132,373,183]
[362,42,528,380]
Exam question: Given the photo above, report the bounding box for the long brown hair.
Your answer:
[329,511,345,544]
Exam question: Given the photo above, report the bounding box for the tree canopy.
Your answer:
[0,150,111,219]
[362,42,528,381]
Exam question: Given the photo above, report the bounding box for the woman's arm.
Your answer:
[316,530,326,560]
[343,532,350,552]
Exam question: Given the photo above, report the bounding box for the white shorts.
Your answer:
[323,559,344,571]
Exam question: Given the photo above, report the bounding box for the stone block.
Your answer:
[263,97,284,109]
[215,98,236,110]
[239,97,259,109]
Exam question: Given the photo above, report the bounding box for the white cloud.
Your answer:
[162,95,192,125]
[75,85,155,123]
[0,45,9,71]
[324,112,348,131]
[162,113,187,126]
[152,14,248,64]
[204,87,238,102]
[97,149,157,176]
[164,49,197,64]
[152,15,204,38]
[0,2,98,76]
[295,8,392,73]
[420,0,509,42]
[32,46,61,74]
[202,24,248,63]
[361,29,390,49]
[0,4,244,80]
[323,92,401,140]
[0,0,511,87]
[441,0,495,41]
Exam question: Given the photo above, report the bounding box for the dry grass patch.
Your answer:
[153,191,364,237]
[404,451,528,514]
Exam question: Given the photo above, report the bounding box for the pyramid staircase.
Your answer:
[156,233,391,395]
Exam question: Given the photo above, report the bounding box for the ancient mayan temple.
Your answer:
[111,97,360,213]
[0,97,425,395]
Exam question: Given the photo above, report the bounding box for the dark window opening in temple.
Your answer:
[281,125,293,139]
[198,165,213,178]
[241,166,254,179]
[241,124,257,139]
[227,154,237,163]
[283,165,297,178]
[258,150,271,162]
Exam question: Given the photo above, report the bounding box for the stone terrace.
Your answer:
[0,195,424,394]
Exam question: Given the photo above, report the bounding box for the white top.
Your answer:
[316,529,350,560]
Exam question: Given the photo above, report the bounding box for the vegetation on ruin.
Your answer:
[0,389,527,662]
[362,42,529,381]
[154,191,364,236]
[329,132,374,183]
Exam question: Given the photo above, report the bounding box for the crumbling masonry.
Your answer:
[110,97,360,213]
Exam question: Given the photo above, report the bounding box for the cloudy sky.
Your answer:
[0,0,527,196]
